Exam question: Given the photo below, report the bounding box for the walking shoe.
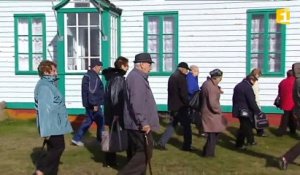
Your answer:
[154,142,167,150]
[71,139,84,146]
[257,133,268,137]
[279,157,288,170]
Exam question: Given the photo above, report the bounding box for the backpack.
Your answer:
[189,90,202,111]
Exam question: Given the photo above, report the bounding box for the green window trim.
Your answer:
[246,9,286,77]
[14,14,46,75]
[144,11,179,76]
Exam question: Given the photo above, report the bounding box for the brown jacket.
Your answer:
[201,77,227,133]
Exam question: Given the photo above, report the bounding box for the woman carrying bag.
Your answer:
[102,56,129,167]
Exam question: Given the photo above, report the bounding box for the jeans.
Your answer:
[73,106,104,142]
[158,108,192,149]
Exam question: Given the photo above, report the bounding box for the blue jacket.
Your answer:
[186,72,200,99]
[82,70,104,108]
[34,76,73,137]
[123,68,160,132]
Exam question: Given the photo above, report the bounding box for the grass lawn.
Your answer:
[0,117,299,175]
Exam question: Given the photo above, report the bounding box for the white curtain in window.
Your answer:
[269,15,281,72]
[164,17,173,34]
[32,18,42,35]
[18,55,29,71]
[32,54,42,71]
[18,19,28,35]
[149,17,158,34]
[251,15,264,69]
[32,37,43,53]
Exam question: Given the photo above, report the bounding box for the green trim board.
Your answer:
[246,9,286,77]
[5,103,283,114]
[14,14,46,75]
[143,11,179,76]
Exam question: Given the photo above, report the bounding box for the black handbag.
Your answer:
[101,119,128,152]
[189,90,202,111]
[273,95,281,108]
[254,113,269,129]
[239,109,250,117]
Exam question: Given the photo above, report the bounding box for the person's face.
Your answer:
[44,65,57,76]
[215,76,223,84]
[140,62,152,73]
[191,68,199,77]
[179,67,189,75]
[121,63,129,72]
[254,74,260,79]
[94,65,103,73]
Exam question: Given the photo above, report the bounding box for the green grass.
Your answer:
[0,118,299,175]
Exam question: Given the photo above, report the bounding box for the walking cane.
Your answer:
[144,133,153,175]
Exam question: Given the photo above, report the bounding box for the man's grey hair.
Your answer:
[190,65,199,71]
[134,63,141,69]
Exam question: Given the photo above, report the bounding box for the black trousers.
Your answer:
[36,135,65,175]
[283,142,300,163]
[202,132,219,157]
[172,108,192,149]
[236,117,254,147]
[278,110,297,135]
[118,130,153,175]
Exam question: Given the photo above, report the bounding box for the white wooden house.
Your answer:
[0,0,299,115]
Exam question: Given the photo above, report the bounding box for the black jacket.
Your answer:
[232,79,261,118]
[168,69,189,112]
[102,67,126,127]
[82,70,104,108]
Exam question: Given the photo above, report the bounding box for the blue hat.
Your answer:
[90,59,103,68]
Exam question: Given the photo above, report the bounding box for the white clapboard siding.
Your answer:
[111,0,300,108]
[0,0,59,103]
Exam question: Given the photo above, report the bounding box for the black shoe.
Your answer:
[279,157,288,170]
[257,133,268,137]
[103,162,118,168]
[154,142,167,150]
[247,142,257,146]
[236,145,247,150]
[182,146,196,152]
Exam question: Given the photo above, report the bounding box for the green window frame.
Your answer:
[246,9,286,77]
[144,11,178,76]
[14,14,46,75]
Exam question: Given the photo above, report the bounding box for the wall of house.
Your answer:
[0,1,59,105]
[111,0,300,112]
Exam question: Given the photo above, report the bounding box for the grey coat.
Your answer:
[123,68,160,132]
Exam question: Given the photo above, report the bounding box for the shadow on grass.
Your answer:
[218,127,279,168]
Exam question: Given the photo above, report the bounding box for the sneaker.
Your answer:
[154,142,167,150]
[279,157,288,170]
[71,139,84,146]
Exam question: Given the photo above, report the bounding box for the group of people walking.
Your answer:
[32,53,300,174]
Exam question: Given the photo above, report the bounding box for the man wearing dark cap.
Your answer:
[118,53,159,175]
[156,62,193,151]
[72,59,105,146]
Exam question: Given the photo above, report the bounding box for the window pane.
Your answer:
[32,18,43,35]
[32,37,43,53]
[18,18,28,35]
[32,54,43,71]
[269,14,281,33]
[251,14,264,33]
[163,53,174,72]
[148,17,159,34]
[269,53,281,72]
[251,53,264,70]
[163,35,174,53]
[90,27,100,57]
[81,57,89,70]
[67,27,77,57]
[79,27,88,57]
[18,54,29,71]
[67,57,76,70]
[251,34,264,52]
[67,13,76,26]
[148,35,159,53]
[269,34,281,52]
[150,53,159,72]
[18,36,29,53]
[90,13,99,26]
[78,13,88,26]
[164,16,174,34]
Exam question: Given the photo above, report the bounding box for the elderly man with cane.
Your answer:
[118,53,159,175]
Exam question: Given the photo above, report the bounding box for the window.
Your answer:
[110,14,119,66]
[65,12,101,72]
[14,14,46,74]
[247,9,286,76]
[144,12,178,75]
